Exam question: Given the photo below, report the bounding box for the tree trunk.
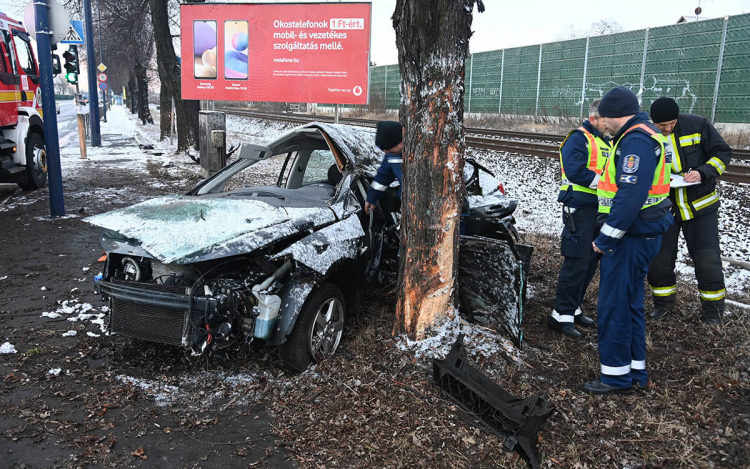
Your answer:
[149,0,198,151]
[135,61,153,125]
[128,74,137,114]
[393,0,480,339]
[159,81,171,140]
[188,99,200,151]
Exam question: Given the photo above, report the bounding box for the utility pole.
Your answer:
[33,0,65,217]
[83,0,101,146]
[97,0,106,122]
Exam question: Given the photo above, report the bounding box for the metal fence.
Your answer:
[369,13,750,123]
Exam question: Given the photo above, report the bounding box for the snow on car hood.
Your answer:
[84,195,336,264]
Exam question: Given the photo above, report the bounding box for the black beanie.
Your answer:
[650,97,680,123]
[598,86,641,118]
[375,121,402,151]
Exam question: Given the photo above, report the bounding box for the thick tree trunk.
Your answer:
[135,61,153,125]
[393,0,479,339]
[159,81,171,139]
[149,0,198,151]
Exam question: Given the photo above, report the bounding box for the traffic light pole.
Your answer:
[83,0,101,146]
[33,0,65,217]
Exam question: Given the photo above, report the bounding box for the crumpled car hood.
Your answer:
[84,195,336,264]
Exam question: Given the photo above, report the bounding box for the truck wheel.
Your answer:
[19,132,47,191]
[279,283,345,373]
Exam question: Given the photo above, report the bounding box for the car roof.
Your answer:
[296,123,384,177]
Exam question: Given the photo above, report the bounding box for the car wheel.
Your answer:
[18,132,47,191]
[279,282,345,372]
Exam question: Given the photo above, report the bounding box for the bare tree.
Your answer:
[556,19,624,40]
[393,0,484,339]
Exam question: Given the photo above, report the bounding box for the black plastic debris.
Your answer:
[432,334,554,468]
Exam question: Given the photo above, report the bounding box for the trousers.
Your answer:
[598,235,662,388]
[554,205,601,319]
[647,209,725,319]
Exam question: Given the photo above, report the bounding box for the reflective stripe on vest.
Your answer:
[559,126,611,195]
[597,123,671,214]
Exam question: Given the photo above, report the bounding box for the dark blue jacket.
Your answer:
[594,113,673,253]
[558,120,610,209]
[366,152,403,204]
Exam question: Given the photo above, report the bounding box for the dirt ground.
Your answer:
[1,115,749,469]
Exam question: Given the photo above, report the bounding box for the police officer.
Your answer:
[548,100,611,338]
[585,86,673,395]
[364,121,403,215]
[646,98,732,325]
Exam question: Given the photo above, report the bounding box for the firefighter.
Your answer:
[364,121,403,215]
[646,98,732,325]
[585,86,673,394]
[548,100,612,338]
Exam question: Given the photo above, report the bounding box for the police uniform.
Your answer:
[646,104,732,323]
[550,121,611,336]
[366,121,404,209]
[585,86,674,394]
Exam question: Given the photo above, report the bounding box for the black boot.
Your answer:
[574,310,595,327]
[547,316,581,338]
[649,307,671,320]
[583,380,632,395]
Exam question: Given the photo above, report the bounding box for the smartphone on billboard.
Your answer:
[224,20,249,80]
[193,20,217,79]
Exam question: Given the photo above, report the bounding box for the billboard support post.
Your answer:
[335,104,340,123]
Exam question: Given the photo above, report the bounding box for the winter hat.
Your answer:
[650,97,680,123]
[375,121,403,151]
[598,86,641,118]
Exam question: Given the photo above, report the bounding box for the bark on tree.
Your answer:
[135,60,153,124]
[393,0,483,339]
[128,74,137,114]
[150,0,198,151]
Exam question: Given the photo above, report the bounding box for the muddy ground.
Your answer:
[1,117,749,469]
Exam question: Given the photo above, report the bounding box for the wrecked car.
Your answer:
[85,123,532,371]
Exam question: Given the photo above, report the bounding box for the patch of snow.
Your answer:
[0,342,17,354]
[61,331,77,337]
[87,332,101,338]
[117,375,180,407]
[0,276,7,280]
[48,368,62,376]
[40,286,46,291]
[82,267,90,272]
[396,309,519,362]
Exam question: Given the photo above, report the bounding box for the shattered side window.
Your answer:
[220,152,291,192]
[302,149,336,186]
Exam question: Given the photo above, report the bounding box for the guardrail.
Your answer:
[218,108,750,184]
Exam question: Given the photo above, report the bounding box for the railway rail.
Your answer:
[219,108,750,184]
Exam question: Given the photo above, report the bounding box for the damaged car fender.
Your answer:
[272,278,317,345]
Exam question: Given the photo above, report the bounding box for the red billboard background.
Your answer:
[180,2,371,105]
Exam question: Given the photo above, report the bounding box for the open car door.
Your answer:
[458,235,533,347]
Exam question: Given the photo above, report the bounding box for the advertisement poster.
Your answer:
[180,2,371,105]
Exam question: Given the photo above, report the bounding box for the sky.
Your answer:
[1,0,748,71]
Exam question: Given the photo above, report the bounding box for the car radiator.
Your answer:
[109,279,191,346]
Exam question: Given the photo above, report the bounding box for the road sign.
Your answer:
[98,73,108,82]
[24,0,70,45]
[99,82,108,91]
[61,20,85,44]
[97,63,107,73]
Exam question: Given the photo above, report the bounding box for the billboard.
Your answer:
[180,2,371,104]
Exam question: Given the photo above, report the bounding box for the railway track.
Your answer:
[219,108,750,184]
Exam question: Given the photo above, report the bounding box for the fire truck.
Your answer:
[0,13,47,191]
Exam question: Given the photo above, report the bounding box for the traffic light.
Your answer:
[62,45,78,84]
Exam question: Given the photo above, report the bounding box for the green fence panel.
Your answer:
[369,13,750,122]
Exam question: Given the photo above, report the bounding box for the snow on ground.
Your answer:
[42,300,108,335]
[396,309,519,362]
[0,342,17,354]
[469,147,750,298]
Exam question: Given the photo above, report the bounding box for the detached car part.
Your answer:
[433,334,554,468]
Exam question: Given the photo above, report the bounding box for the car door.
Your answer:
[0,30,20,127]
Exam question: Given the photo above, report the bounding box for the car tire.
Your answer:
[19,132,47,191]
[279,282,345,373]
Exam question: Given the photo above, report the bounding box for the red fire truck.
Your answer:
[0,12,47,190]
